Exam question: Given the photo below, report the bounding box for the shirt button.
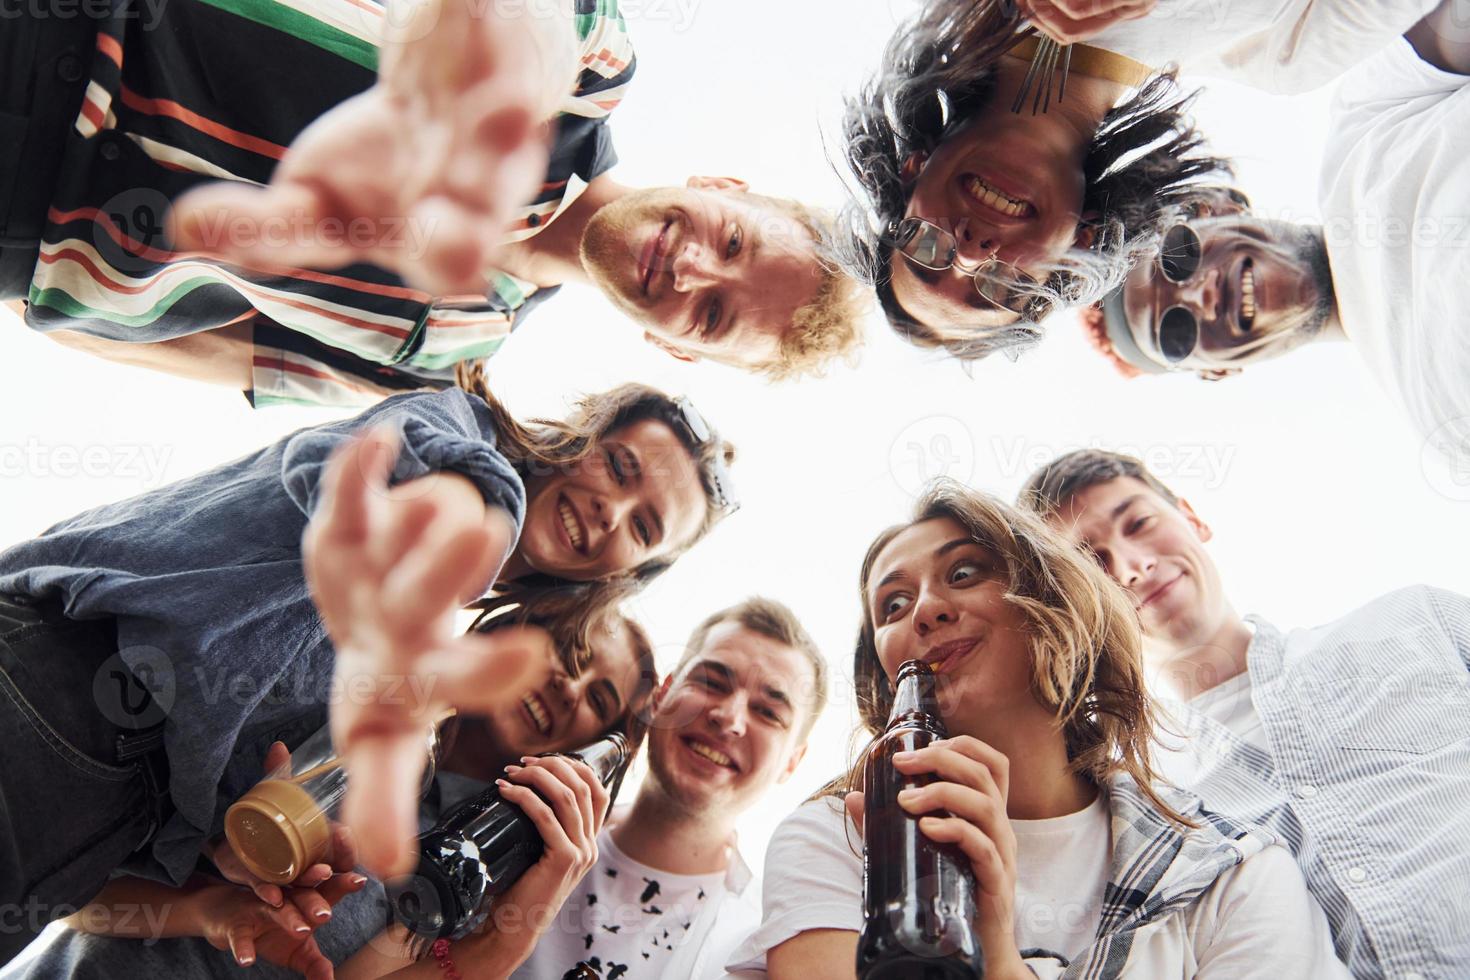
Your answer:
[1347,867,1368,884]
[57,53,84,83]
[100,140,121,162]
[1296,784,1318,799]
[526,213,541,227]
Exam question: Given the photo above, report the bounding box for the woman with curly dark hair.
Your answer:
[836,0,1231,362]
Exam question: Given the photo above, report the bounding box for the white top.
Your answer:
[1189,670,1268,752]
[727,795,1346,978]
[513,814,761,980]
[1006,794,1110,961]
[1087,0,1436,93]
[1319,38,1470,473]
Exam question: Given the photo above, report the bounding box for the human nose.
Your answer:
[911,586,957,636]
[548,669,578,714]
[949,218,998,267]
[707,691,748,738]
[671,241,719,292]
[1174,264,1223,324]
[589,491,635,534]
[1116,542,1157,591]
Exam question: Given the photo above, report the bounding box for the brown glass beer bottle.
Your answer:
[856,660,984,979]
[388,732,631,940]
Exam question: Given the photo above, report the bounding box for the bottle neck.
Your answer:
[565,733,630,787]
[886,662,945,736]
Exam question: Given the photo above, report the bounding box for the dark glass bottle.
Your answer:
[388,732,630,940]
[856,660,984,979]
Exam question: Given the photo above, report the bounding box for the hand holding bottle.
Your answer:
[889,736,1028,979]
[494,754,612,926]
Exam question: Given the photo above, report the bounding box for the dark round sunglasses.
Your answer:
[1154,224,1204,365]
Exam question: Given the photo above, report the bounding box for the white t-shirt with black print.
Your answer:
[512,829,736,980]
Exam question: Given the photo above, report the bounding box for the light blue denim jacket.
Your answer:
[0,389,525,886]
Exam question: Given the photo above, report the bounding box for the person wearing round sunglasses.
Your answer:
[1085,0,1469,473]
[1089,213,1339,382]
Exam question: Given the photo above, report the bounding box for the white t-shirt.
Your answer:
[1319,38,1470,473]
[1189,671,1268,752]
[513,826,753,980]
[728,795,1347,978]
[1087,0,1435,93]
[1007,794,1109,962]
[726,796,1108,970]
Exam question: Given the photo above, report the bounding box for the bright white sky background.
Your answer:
[3,0,1468,884]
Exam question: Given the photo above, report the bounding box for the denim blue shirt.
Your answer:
[1155,586,1470,979]
[0,389,524,885]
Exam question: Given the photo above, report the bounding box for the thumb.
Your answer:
[844,791,866,835]
[168,181,334,267]
[263,740,292,776]
[341,732,427,879]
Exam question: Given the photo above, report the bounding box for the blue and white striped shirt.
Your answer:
[1154,586,1470,979]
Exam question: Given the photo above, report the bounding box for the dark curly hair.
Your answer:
[834,0,1232,362]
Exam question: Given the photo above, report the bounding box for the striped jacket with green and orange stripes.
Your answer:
[26,0,634,408]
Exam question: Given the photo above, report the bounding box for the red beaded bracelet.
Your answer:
[430,938,462,980]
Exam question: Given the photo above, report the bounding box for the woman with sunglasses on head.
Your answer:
[729,481,1347,979]
[11,590,660,980]
[0,380,735,967]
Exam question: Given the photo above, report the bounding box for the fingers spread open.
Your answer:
[380,514,493,625]
[310,429,399,556]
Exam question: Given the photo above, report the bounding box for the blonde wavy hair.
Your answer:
[741,195,868,382]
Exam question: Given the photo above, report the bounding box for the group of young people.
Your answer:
[1,0,1467,976]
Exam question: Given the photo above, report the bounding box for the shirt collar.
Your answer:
[605,804,755,896]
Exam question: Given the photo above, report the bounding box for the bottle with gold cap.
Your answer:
[387,731,631,940]
[224,715,447,885]
[856,659,984,979]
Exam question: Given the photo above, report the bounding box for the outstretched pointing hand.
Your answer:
[170,0,579,295]
[303,427,546,877]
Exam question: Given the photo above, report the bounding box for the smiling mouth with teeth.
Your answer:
[521,692,552,736]
[962,174,1033,219]
[684,738,736,770]
[1239,259,1256,328]
[557,496,585,553]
